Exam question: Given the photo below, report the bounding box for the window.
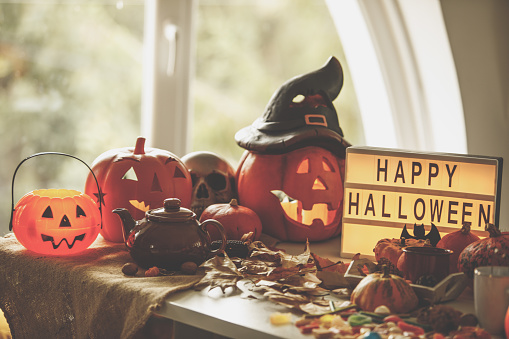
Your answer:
[1,0,362,235]
[1,1,145,235]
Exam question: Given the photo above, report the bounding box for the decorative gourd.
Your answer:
[373,237,427,267]
[85,137,192,243]
[350,265,419,313]
[236,146,345,242]
[200,199,262,241]
[437,223,480,273]
[458,224,509,281]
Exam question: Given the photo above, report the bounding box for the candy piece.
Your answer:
[319,314,335,328]
[374,305,391,315]
[330,315,347,328]
[383,315,402,323]
[397,321,425,335]
[270,312,292,325]
[299,322,321,334]
[362,331,382,339]
[145,266,160,277]
[312,327,335,339]
[347,314,372,327]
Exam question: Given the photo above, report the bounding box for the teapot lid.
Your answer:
[146,198,195,222]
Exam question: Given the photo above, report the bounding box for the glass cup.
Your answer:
[474,266,509,335]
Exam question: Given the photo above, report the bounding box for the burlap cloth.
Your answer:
[0,233,204,339]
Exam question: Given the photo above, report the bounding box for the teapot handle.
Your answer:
[200,219,226,254]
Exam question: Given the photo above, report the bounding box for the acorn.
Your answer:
[181,261,198,275]
[122,262,138,276]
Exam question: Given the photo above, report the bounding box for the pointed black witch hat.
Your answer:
[235,56,351,158]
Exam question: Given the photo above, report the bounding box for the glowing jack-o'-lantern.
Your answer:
[85,137,192,243]
[235,57,350,241]
[237,146,345,241]
[9,153,102,255]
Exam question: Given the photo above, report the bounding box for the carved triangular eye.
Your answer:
[322,158,335,172]
[42,206,53,218]
[151,173,163,192]
[297,159,310,173]
[76,205,86,218]
[122,167,138,181]
[174,166,186,178]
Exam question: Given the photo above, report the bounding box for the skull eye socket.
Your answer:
[42,206,53,218]
[206,173,227,191]
[76,205,86,218]
[122,167,138,181]
[190,173,199,186]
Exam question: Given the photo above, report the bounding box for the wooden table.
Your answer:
[154,236,478,339]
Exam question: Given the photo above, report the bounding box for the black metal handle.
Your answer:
[9,152,103,231]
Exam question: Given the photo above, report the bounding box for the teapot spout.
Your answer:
[112,208,136,245]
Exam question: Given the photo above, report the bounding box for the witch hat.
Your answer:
[235,56,351,158]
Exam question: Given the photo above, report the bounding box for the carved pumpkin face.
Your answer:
[85,137,192,243]
[236,146,345,241]
[12,189,101,255]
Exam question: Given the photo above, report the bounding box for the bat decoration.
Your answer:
[400,223,441,247]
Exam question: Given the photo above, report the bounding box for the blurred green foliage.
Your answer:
[0,0,363,235]
[193,0,363,167]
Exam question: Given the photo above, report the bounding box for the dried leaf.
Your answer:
[194,254,243,293]
[299,301,332,315]
[316,271,352,290]
[311,252,348,273]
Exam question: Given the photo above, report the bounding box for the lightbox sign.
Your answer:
[341,146,503,259]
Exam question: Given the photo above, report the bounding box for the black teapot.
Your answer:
[113,198,226,270]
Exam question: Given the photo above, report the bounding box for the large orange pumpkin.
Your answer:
[437,223,480,274]
[85,137,192,243]
[350,266,419,313]
[236,146,345,242]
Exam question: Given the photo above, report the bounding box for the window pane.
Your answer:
[0,1,144,235]
[193,0,364,166]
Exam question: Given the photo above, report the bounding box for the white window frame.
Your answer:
[141,0,196,157]
[326,0,467,153]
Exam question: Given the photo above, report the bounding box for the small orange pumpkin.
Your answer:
[200,199,262,241]
[350,265,419,313]
[373,237,427,267]
[437,223,480,274]
[458,224,509,282]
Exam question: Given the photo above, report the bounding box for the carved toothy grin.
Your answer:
[271,190,338,226]
[41,233,86,249]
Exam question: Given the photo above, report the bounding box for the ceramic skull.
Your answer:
[182,151,237,218]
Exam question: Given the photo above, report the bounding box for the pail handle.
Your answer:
[9,152,103,231]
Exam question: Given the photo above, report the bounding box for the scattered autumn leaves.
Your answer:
[194,233,356,315]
